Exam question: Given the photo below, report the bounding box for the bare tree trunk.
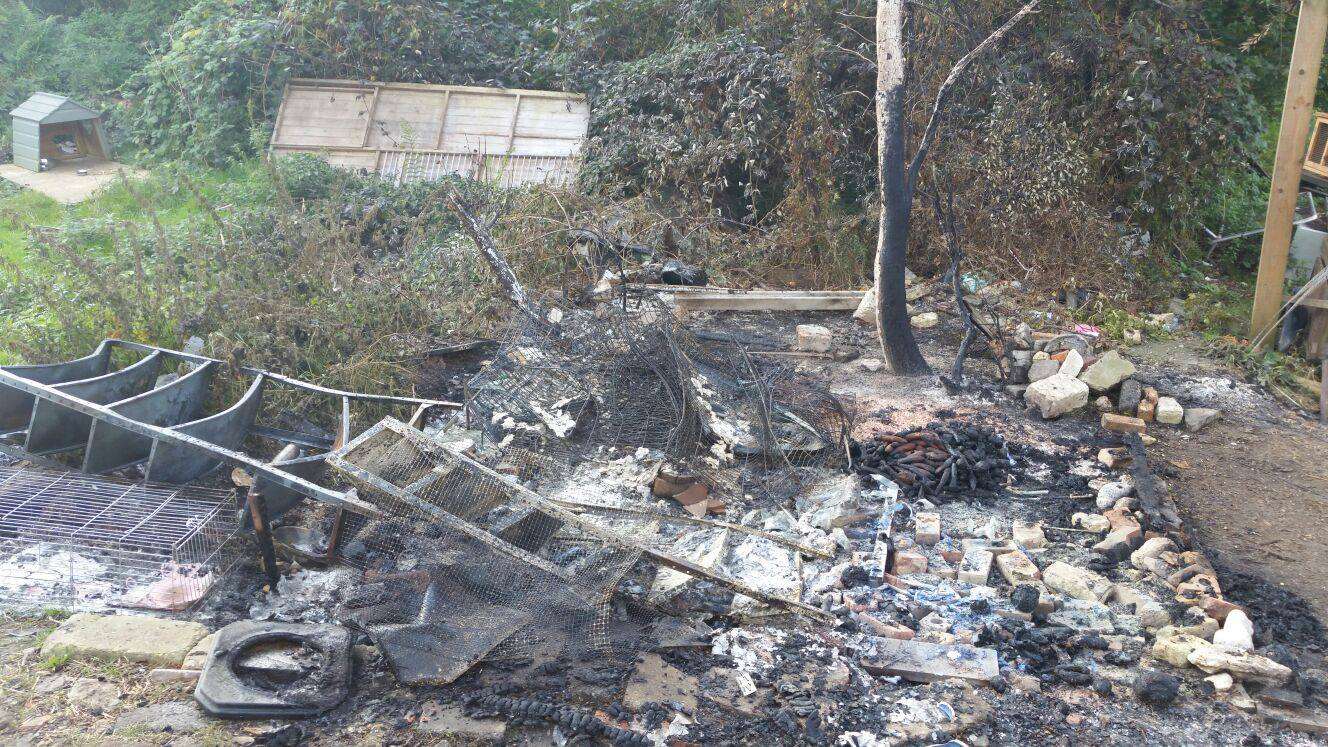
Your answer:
[444,187,549,328]
[873,0,1040,376]
[874,0,930,375]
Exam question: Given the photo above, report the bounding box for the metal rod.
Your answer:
[0,471,68,523]
[68,483,137,540]
[116,487,180,544]
[0,368,377,516]
[101,339,460,409]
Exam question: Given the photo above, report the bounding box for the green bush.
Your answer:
[0,0,193,157]
[121,0,536,165]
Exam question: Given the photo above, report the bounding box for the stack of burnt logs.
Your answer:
[851,421,1014,501]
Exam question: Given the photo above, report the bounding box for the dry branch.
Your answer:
[906,0,1042,194]
[444,187,548,327]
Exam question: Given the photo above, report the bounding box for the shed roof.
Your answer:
[10,92,101,125]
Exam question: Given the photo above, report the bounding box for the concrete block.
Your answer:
[795,324,833,353]
[1025,374,1090,418]
[914,512,941,546]
[41,613,210,668]
[1155,397,1184,425]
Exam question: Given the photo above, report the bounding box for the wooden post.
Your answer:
[1320,358,1327,424]
[1250,0,1328,345]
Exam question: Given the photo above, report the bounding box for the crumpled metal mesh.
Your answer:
[462,305,852,496]
[326,303,852,681]
[329,421,644,680]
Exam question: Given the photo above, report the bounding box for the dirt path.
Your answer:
[1128,339,1328,651]
[1161,417,1328,645]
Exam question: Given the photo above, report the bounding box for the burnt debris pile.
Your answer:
[852,421,1015,501]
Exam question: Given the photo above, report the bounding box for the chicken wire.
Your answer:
[319,307,850,682]
[0,466,242,612]
[327,419,647,684]
[459,306,852,500]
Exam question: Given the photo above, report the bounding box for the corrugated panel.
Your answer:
[10,92,100,124]
[270,79,587,188]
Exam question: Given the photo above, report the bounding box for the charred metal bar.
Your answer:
[103,339,461,409]
[0,368,377,516]
[379,418,836,623]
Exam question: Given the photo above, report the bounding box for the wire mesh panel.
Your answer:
[461,307,852,503]
[0,466,241,612]
[328,421,644,684]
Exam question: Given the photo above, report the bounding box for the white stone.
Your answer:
[1058,349,1085,378]
[1096,479,1134,510]
[1155,397,1184,425]
[1072,513,1111,533]
[1152,633,1208,668]
[1187,646,1292,684]
[853,289,877,326]
[1024,374,1090,419]
[910,312,939,329]
[1043,561,1114,602]
[1212,610,1254,652]
[1130,537,1176,570]
[1012,520,1047,549]
[1205,672,1234,692]
[1113,585,1170,629]
[1078,349,1136,392]
[795,324,833,353]
[1184,407,1221,432]
[858,358,884,372]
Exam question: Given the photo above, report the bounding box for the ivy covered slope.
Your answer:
[0,0,1295,295]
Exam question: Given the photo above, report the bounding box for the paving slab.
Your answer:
[623,653,700,711]
[0,159,147,204]
[41,613,210,668]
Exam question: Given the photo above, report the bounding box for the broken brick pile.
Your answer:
[1005,328,1221,435]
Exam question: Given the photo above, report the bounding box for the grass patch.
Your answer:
[37,650,70,672]
[0,161,273,270]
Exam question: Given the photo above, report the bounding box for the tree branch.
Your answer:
[906,0,1041,194]
[444,187,549,328]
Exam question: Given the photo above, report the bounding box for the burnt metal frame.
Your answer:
[0,339,463,580]
[332,417,835,623]
[0,367,376,515]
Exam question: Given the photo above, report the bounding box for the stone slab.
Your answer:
[113,702,208,735]
[41,613,210,668]
[0,160,148,205]
[415,701,507,742]
[624,653,699,712]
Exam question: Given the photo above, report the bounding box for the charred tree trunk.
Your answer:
[873,0,1040,376]
[874,0,929,375]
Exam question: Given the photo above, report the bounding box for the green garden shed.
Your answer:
[9,92,110,173]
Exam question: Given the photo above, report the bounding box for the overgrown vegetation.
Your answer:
[0,0,1317,368]
[0,158,549,393]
